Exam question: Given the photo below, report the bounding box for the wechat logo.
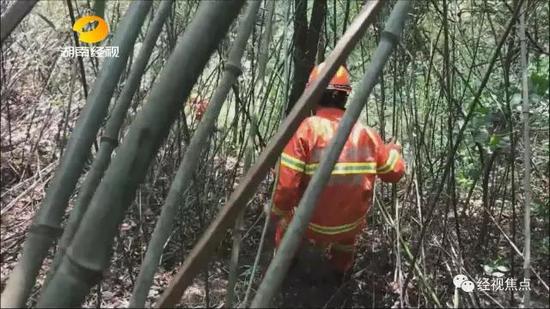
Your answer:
[453,274,475,292]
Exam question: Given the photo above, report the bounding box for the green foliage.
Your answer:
[240,264,254,278]
[529,57,549,97]
[531,201,549,219]
[457,169,474,189]
[456,154,478,189]
[482,258,510,278]
[539,236,550,256]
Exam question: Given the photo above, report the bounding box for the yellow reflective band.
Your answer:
[331,162,377,175]
[280,153,305,172]
[305,163,318,174]
[308,217,364,235]
[377,149,399,174]
[308,223,358,235]
[272,205,291,217]
[304,162,377,175]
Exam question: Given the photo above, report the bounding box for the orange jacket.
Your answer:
[272,107,405,243]
[190,98,208,121]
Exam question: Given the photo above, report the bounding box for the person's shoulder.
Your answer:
[351,122,371,134]
[298,115,333,140]
[301,114,326,128]
[293,116,314,135]
[304,114,334,129]
[357,125,382,142]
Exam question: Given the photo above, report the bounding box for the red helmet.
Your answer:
[306,62,352,94]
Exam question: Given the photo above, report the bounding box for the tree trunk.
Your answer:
[285,0,326,115]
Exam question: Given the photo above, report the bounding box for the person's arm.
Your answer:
[368,129,405,183]
[271,121,311,221]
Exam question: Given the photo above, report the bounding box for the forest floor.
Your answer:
[0,179,397,308]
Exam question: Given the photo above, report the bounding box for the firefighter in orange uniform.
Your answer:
[271,63,406,275]
[189,96,208,122]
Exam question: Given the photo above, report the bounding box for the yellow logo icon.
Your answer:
[72,15,109,44]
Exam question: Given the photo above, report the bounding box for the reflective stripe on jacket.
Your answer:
[272,107,405,243]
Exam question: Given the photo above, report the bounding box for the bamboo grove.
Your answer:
[0,0,548,308]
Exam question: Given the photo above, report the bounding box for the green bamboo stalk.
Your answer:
[44,0,174,288]
[0,2,152,307]
[227,205,246,308]
[251,1,411,306]
[36,1,245,307]
[0,0,39,45]
[227,1,275,307]
[519,1,531,306]
[129,2,259,307]
[242,161,280,307]
[93,0,106,18]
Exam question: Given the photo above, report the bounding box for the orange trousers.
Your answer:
[274,221,357,273]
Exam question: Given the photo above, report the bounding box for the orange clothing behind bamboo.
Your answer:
[272,106,405,272]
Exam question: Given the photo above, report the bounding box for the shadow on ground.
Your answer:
[271,237,395,308]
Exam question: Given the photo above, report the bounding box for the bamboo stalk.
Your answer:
[35,1,245,307]
[241,162,280,307]
[226,2,275,307]
[519,1,531,306]
[65,0,89,99]
[0,0,39,45]
[0,2,152,307]
[375,196,442,307]
[128,1,256,307]
[93,0,106,18]
[44,0,174,289]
